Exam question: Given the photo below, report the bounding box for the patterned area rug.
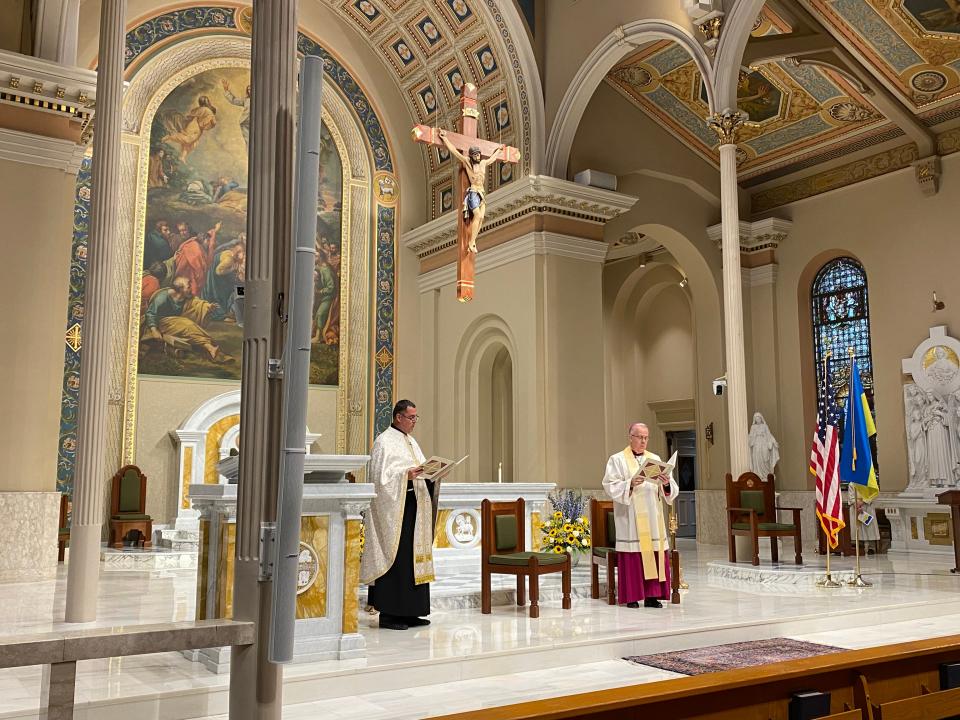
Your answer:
[624,638,844,675]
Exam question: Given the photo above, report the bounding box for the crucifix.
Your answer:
[411,83,520,302]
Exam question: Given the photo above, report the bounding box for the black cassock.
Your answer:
[368,479,435,618]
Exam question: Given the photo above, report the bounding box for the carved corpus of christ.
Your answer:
[410,83,520,302]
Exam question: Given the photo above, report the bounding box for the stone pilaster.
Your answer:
[228,0,297,717]
[709,110,751,477]
[64,0,125,623]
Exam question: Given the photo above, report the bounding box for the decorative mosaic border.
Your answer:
[56,156,92,495]
[57,5,397,495]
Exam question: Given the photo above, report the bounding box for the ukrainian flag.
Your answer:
[839,357,879,501]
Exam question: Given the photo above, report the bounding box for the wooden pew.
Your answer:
[428,635,960,720]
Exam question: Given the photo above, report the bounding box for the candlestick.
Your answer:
[497,461,502,483]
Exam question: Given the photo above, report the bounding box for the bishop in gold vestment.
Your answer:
[602,423,678,608]
[360,400,440,630]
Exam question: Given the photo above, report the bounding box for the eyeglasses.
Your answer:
[401,414,420,422]
[630,434,649,440]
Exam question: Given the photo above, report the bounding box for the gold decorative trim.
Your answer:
[181,446,194,510]
[204,415,240,485]
[342,517,361,633]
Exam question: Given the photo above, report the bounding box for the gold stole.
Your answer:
[621,448,667,582]
[402,434,436,585]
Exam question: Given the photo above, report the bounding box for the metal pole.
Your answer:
[817,348,840,588]
[270,55,324,664]
[228,0,297,716]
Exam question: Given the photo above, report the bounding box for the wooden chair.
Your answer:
[589,499,618,605]
[725,471,801,566]
[57,494,71,562]
[109,465,153,549]
[481,498,571,619]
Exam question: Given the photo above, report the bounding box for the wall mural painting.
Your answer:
[138,66,344,385]
[903,0,960,35]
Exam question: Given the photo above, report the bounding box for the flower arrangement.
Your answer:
[540,489,591,554]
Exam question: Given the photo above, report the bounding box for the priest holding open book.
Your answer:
[602,423,678,608]
[361,400,460,630]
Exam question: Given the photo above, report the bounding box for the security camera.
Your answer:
[712,377,727,396]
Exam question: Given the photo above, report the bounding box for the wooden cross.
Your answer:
[411,83,520,302]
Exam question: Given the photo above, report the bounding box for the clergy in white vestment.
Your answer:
[360,400,440,630]
[602,423,678,608]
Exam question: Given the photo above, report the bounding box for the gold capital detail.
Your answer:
[708,110,746,146]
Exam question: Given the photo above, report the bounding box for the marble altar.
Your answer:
[877,326,960,555]
[430,482,556,574]
[190,454,372,672]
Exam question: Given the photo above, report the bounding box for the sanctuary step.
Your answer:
[154,526,200,551]
[100,545,198,572]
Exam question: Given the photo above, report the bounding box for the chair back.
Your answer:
[589,498,615,548]
[481,498,526,558]
[111,465,147,516]
[725,471,776,524]
[59,493,71,529]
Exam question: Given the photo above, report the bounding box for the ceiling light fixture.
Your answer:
[679,277,688,288]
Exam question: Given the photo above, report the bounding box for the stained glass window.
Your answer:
[811,256,876,436]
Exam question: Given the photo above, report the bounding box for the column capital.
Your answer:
[708,110,747,145]
[707,216,791,254]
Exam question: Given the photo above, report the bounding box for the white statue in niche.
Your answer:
[905,385,929,489]
[925,391,956,488]
[748,412,780,479]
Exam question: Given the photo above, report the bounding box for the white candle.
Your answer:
[498,461,502,483]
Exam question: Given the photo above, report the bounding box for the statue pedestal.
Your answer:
[189,454,372,672]
[430,482,555,574]
[876,492,955,555]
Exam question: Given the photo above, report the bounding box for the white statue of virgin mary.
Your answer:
[748,412,780,479]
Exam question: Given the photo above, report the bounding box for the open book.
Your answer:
[416,455,469,481]
[631,451,678,482]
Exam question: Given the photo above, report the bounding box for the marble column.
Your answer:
[709,111,750,477]
[228,0,296,717]
[64,0,125,623]
[34,0,81,65]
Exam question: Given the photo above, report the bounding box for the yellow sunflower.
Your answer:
[562,523,573,532]
[566,534,576,544]
[553,511,562,520]
[553,546,565,554]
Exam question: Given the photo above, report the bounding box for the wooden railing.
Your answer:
[430,635,960,720]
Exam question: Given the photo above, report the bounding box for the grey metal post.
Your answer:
[228,0,297,716]
[270,55,324,664]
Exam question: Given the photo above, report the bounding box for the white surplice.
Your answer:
[602,449,678,580]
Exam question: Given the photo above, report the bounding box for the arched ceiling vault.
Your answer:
[313,0,542,219]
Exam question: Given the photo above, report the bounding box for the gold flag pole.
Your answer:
[847,348,873,588]
[817,346,841,588]
[669,503,682,604]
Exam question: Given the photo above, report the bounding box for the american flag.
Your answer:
[810,369,845,548]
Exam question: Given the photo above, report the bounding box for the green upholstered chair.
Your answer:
[480,498,572,619]
[57,493,71,562]
[109,465,153,549]
[725,471,801,566]
[589,499,618,605]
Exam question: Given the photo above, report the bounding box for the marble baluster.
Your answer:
[228,0,297,716]
[64,0,126,623]
[709,111,750,477]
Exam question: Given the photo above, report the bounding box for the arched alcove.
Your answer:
[453,315,519,483]
[477,343,514,484]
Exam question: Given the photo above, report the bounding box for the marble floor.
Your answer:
[0,544,957,719]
